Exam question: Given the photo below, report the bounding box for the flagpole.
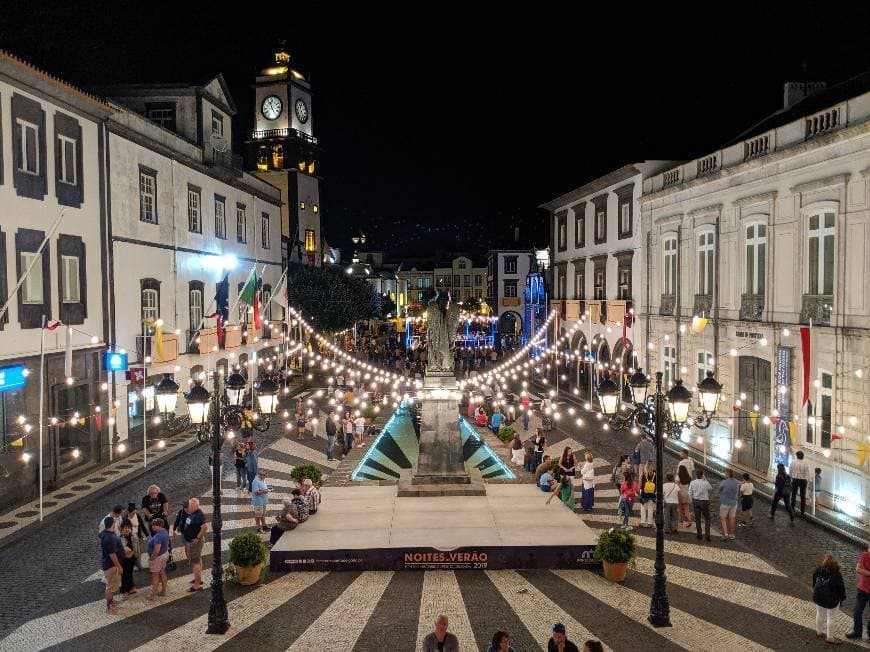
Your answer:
[143,355,147,470]
[39,315,45,522]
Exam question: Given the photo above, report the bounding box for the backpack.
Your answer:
[643,472,656,494]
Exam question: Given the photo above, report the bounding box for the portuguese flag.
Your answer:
[239,268,261,330]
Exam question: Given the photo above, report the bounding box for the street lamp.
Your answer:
[255,376,279,415]
[225,371,247,407]
[155,374,180,416]
[185,380,211,426]
[597,368,724,629]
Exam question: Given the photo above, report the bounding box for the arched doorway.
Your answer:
[597,339,611,382]
[612,338,635,400]
[570,332,590,391]
[498,311,522,347]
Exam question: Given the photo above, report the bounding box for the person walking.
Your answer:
[325,412,337,462]
[146,518,169,600]
[244,441,259,492]
[770,463,795,524]
[422,614,459,652]
[521,392,531,431]
[251,469,271,533]
[812,554,846,645]
[846,542,870,640]
[490,406,505,435]
[790,450,810,516]
[342,415,355,455]
[233,442,247,491]
[739,473,754,526]
[533,428,546,469]
[182,497,207,591]
[619,472,639,530]
[579,452,595,512]
[689,468,713,542]
[676,449,695,481]
[719,468,740,540]
[662,473,680,534]
[677,465,694,529]
[638,461,657,528]
[99,517,124,614]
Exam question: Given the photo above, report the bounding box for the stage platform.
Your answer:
[270,484,599,572]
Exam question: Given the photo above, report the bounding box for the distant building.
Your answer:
[433,256,487,303]
[397,267,434,305]
[486,250,537,344]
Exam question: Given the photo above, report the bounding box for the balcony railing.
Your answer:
[697,153,719,177]
[744,134,770,160]
[805,108,840,139]
[693,293,713,316]
[662,168,681,188]
[607,299,630,325]
[585,299,605,325]
[800,294,833,326]
[251,127,318,145]
[739,294,764,321]
[659,294,676,316]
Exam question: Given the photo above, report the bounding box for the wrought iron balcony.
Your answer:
[659,294,676,316]
[800,294,833,326]
[739,294,764,321]
[693,293,713,316]
[251,127,318,145]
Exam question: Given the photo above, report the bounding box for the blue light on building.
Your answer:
[0,365,28,393]
[104,351,128,372]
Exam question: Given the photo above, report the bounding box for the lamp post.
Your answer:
[182,370,279,635]
[598,368,722,628]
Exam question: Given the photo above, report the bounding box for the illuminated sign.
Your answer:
[104,351,129,372]
[0,365,27,392]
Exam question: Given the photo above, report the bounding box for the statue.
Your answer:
[425,290,460,373]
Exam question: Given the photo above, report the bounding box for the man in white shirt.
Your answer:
[663,473,680,533]
[677,450,695,481]
[789,450,810,516]
[688,469,713,542]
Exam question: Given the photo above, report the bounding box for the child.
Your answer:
[119,521,138,597]
[147,518,170,600]
[739,473,754,526]
[296,412,307,440]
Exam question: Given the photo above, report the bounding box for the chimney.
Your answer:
[783,81,826,110]
[513,226,520,244]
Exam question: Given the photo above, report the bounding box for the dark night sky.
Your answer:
[3,3,870,260]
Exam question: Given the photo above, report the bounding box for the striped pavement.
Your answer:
[2,407,868,651]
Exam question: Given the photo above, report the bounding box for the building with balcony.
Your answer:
[542,162,670,389]
[486,249,536,345]
[397,267,434,306]
[641,73,870,518]
[434,256,487,303]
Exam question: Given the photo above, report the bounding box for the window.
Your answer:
[16,119,39,175]
[141,288,158,321]
[188,186,201,233]
[808,212,835,295]
[458,260,467,269]
[214,196,226,239]
[236,204,247,243]
[504,280,518,297]
[424,277,431,288]
[20,252,43,304]
[261,213,270,249]
[464,275,471,287]
[476,289,482,299]
[575,208,586,248]
[299,201,306,211]
[475,274,482,285]
[618,265,631,300]
[557,213,567,251]
[663,236,677,294]
[146,105,176,131]
[57,135,76,185]
[575,269,585,300]
[417,278,423,289]
[61,255,80,303]
[305,229,315,252]
[504,257,517,274]
[814,371,833,448]
[595,210,606,242]
[139,169,157,223]
[441,276,451,287]
[189,288,203,331]
[697,350,713,385]
[745,224,766,295]
[557,269,567,298]
[698,231,714,295]
[454,274,461,287]
[313,204,319,214]
[663,345,677,388]
[594,268,605,300]
[619,202,630,236]
[211,110,224,137]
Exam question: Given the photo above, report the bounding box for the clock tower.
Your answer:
[247,43,322,267]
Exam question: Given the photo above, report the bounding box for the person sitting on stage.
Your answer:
[269,498,299,546]
[301,478,321,515]
[422,614,459,652]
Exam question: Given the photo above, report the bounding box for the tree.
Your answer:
[285,263,376,332]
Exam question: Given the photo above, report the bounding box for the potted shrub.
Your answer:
[362,405,376,426]
[594,527,636,583]
[497,424,516,444]
[291,462,323,486]
[229,531,268,585]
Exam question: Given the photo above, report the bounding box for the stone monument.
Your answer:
[398,291,485,496]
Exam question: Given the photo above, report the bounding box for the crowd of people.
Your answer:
[421,615,602,652]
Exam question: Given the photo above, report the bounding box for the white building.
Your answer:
[543,162,669,389]
[434,256,487,303]
[641,75,870,518]
[101,78,283,443]
[0,51,113,509]
[486,249,536,344]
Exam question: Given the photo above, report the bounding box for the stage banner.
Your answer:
[774,345,792,467]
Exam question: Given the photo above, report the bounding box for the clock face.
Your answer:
[295,98,309,124]
[261,95,283,120]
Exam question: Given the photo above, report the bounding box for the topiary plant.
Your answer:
[497,425,516,443]
[594,527,637,567]
[291,461,323,486]
[362,405,376,420]
[229,531,267,568]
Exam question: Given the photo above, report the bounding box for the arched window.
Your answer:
[272,144,284,168]
[189,280,204,331]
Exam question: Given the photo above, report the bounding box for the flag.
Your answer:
[239,268,257,306]
[211,273,230,346]
[800,326,811,406]
[749,411,758,429]
[45,320,63,331]
[691,316,708,334]
[64,324,73,378]
[253,277,262,331]
[272,269,288,308]
[832,433,843,442]
[788,421,797,443]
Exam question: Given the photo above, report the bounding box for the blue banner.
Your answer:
[774,346,792,466]
[0,365,27,393]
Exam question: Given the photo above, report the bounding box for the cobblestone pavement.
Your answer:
[3,383,870,650]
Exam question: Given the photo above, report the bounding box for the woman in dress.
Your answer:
[547,474,575,509]
[579,451,596,511]
[510,432,525,466]
[677,464,694,528]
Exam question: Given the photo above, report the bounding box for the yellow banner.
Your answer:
[691,316,709,334]
[749,411,758,430]
[787,421,796,443]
